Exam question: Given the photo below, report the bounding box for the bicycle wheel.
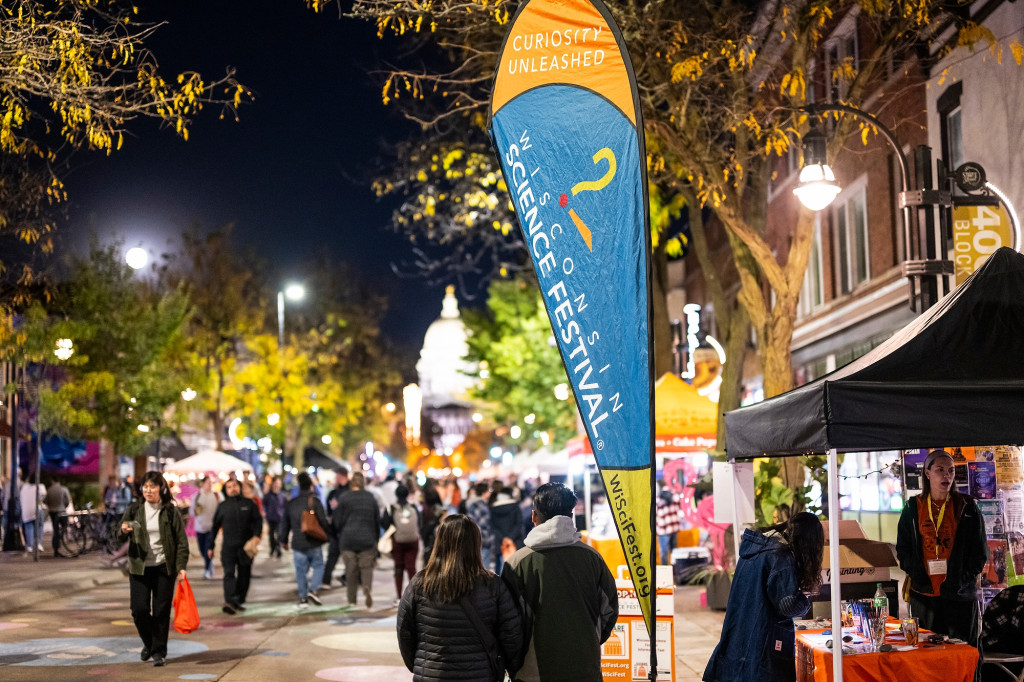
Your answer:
[82,515,99,553]
[59,517,86,557]
[103,515,124,555]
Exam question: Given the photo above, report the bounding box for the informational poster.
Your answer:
[601,566,674,681]
[1008,531,1024,577]
[978,499,1006,536]
[982,538,1010,588]
[999,489,1024,535]
[629,619,672,681]
[969,461,997,499]
[994,445,1024,489]
[954,463,970,495]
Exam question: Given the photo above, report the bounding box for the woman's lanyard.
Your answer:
[927,496,947,558]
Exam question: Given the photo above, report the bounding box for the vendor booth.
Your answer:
[579,373,718,573]
[724,247,1024,682]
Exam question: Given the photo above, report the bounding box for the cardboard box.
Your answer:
[820,520,897,584]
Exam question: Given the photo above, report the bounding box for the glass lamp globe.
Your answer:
[793,163,841,211]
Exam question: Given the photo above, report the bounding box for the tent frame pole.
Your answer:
[827,447,844,682]
[730,463,742,569]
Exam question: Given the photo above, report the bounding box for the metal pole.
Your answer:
[156,418,163,473]
[2,368,24,552]
[277,290,287,468]
[827,448,844,682]
[277,290,285,350]
[730,463,742,572]
[34,430,41,561]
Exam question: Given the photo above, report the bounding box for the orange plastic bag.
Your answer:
[173,575,200,634]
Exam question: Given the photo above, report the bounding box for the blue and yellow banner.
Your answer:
[488,0,656,639]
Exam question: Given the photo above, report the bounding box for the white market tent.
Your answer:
[163,449,253,475]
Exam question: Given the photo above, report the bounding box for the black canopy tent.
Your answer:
[723,247,1024,682]
[726,247,1024,458]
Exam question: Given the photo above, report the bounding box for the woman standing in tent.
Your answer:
[703,512,824,682]
[896,449,988,649]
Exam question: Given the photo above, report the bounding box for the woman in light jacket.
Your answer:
[397,514,523,681]
[120,471,188,668]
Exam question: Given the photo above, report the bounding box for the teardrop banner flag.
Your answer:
[488,0,656,653]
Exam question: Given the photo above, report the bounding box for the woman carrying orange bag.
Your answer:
[120,471,188,667]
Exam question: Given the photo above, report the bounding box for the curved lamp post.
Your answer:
[792,102,951,311]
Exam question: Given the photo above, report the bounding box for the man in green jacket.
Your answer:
[501,482,618,681]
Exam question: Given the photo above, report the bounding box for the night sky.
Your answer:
[60,0,448,350]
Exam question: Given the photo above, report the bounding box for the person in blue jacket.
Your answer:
[703,511,824,682]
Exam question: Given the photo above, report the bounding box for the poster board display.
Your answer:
[601,565,675,681]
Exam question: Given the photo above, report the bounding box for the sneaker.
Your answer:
[140,647,152,661]
[233,603,246,611]
[204,568,213,580]
[318,583,332,591]
[307,592,323,606]
[221,603,236,615]
[297,599,309,609]
[152,654,165,667]
[365,590,373,608]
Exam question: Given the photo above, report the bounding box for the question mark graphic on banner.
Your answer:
[559,148,617,252]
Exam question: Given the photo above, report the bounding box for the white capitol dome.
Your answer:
[416,285,477,408]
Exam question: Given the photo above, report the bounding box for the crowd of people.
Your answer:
[100,465,621,679]
[0,472,78,556]
[7,450,1019,680]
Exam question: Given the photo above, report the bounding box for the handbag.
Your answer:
[172,576,200,634]
[378,524,396,554]
[458,592,505,679]
[301,494,328,543]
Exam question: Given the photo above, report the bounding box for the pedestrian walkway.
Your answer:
[0,538,724,680]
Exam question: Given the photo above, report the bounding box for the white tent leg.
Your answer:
[828,447,844,682]
[731,463,742,568]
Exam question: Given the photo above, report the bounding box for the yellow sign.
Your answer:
[953,203,1014,284]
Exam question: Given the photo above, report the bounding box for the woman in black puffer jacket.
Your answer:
[397,514,523,681]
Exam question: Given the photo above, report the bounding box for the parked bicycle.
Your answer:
[58,503,123,558]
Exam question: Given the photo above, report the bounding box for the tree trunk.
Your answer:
[651,242,674,378]
[716,305,750,451]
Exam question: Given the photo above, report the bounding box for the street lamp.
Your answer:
[791,122,840,211]
[793,103,950,311]
[275,283,305,468]
[54,338,74,361]
[276,283,306,349]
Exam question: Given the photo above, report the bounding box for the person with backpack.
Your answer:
[383,484,421,605]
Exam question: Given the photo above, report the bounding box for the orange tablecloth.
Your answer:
[796,626,979,682]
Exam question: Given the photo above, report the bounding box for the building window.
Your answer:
[938,82,964,180]
[825,13,859,102]
[798,216,824,318]
[833,176,869,294]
